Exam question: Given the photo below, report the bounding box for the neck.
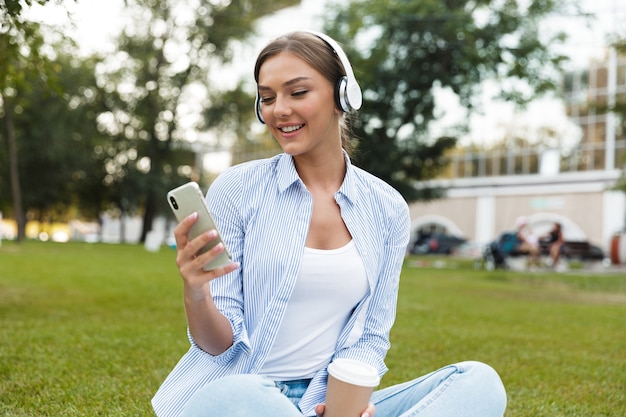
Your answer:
[294,149,346,193]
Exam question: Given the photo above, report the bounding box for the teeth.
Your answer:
[280,125,303,133]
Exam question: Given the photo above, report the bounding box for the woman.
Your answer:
[542,222,564,267]
[515,216,540,267]
[152,31,506,417]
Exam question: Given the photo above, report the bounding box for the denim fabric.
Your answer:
[180,361,506,417]
[275,379,314,408]
[180,375,304,417]
[371,361,507,417]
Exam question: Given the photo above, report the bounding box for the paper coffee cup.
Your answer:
[325,359,380,417]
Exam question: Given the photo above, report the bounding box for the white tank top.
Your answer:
[260,240,368,380]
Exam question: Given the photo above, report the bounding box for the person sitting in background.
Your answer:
[515,216,540,266]
[541,222,564,268]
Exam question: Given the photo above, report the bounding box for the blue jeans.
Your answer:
[181,361,506,417]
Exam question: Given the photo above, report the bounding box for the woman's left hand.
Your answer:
[315,402,376,417]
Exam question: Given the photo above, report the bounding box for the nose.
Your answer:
[273,94,292,119]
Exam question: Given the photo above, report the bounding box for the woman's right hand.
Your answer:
[315,403,376,417]
[174,212,239,300]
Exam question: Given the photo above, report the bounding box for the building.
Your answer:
[409,51,626,252]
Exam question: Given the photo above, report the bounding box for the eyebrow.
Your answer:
[258,76,311,91]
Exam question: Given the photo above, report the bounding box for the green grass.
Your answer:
[388,257,626,417]
[1,243,624,416]
[0,241,188,416]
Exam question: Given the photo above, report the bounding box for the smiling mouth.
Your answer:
[279,124,304,133]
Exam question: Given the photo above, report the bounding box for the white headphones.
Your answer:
[255,31,362,124]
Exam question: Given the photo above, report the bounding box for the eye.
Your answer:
[292,89,308,97]
[259,96,275,104]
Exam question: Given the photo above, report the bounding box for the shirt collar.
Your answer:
[276,154,301,193]
[275,152,358,205]
[337,151,357,205]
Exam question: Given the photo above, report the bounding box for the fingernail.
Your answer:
[206,230,217,238]
[362,413,370,417]
[189,212,198,220]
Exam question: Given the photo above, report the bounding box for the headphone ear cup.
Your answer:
[335,76,349,112]
[345,77,362,111]
[335,75,362,112]
[255,93,265,124]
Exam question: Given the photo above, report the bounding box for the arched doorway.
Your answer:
[409,215,467,255]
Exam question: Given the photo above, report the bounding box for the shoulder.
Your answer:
[350,164,408,211]
[208,155,280,193]
[215,156,279,183]
[206,156,284,217]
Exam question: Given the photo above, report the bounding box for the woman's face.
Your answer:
[257,51,341,157]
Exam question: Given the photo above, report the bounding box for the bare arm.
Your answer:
[174,212,239,355]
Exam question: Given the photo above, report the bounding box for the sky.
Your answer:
[33,0,623,61]
[27,0,626,169]
[28,0,327,66]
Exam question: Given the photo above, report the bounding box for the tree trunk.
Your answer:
[2,95,26,242]
[140,188,156,244]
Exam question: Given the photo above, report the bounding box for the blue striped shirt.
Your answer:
[152,153,411,417]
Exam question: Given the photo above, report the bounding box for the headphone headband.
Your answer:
[307,31,362,112]
[255,31,362,124]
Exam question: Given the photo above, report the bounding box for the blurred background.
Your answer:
[1,0,625,265]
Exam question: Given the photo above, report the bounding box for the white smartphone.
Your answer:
[166,182,232,271]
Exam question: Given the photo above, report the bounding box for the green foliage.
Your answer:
[7,51,108,221]
[204,82,281,165]
[0,8,71,239]
[1,0,297,241]
[0,0,64,19]
[0,1,71,91]
[97,0,299,242]
[1,242,625,416]
[610,34,626,55]
[324,0,575,201]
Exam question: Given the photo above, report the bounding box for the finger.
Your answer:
[177,229,219,270]
[314,404,325,417]
[207,260,239,276]
[362,403,376,417]
[190,236,230,270]
[186,229,220,258]
[173,212,198,248]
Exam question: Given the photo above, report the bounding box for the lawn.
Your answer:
[0,241,624,416]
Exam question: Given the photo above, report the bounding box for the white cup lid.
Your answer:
[327,358,380,387]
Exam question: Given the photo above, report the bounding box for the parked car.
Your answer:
[410,233,467,255]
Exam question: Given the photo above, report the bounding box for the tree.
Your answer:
[203,82,281,166]
[14,51,109,225]
[323,0,574,201]
[97,0,298,243]
[1,0,62,15]
[0,0,70,240]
